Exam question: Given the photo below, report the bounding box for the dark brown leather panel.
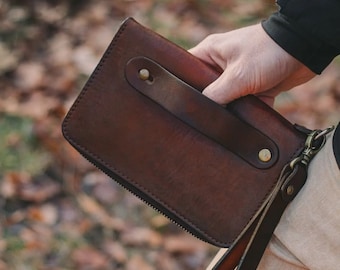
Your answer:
[125,56,279,169]
[62,17,306,247]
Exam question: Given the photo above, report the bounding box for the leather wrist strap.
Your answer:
[212,126,334,270]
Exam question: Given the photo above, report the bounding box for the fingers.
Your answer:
[188,41,214,66]
[189,33,231,70]
[201,62,300,106]
[189,34,247,104]
[202,67,246,105]
[189,27,269,105]
[189,24,317,107]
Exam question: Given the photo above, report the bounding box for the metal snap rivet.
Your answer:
[139,69,150,81]
[286,185,294,196]
[258,148,272,163]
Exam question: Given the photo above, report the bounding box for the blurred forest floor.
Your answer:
[0,0,339,269]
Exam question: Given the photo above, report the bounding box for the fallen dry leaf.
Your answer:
[14,61,45,91]
[1,92,60,119]
[77,193,125,231]
[0,42,18,73]
[19,177,61,203]
[72,246,109,269]
[20,226,52,251]
[153,251,182,270]
[164,234,207,254]
[0,172,31,199]
[102,241,128,264]
[121,227,163,247]
[27,203,58,225]
[125,254,154,270]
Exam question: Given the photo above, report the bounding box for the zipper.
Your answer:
[72,143,228,248]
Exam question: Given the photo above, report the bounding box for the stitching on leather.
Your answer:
[62,22,128,129]
[63,19,307,247]
[232,137,306,243]
[226,96,307,242]
[62,20,229,247]
[72,142,229,246]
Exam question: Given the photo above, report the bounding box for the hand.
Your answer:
[189,24,316,106]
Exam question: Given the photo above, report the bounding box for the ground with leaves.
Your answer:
[1,0,339,269]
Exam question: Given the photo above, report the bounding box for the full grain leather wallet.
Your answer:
[62,18,314,269]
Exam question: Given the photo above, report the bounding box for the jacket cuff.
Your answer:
[262,13,339,74]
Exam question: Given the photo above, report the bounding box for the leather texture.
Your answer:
[62,17,307,248]
[212,163,309,269]
[125,56,279,169]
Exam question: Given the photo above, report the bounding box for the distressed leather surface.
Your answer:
[62,18,306,247]
[125,56,279,169]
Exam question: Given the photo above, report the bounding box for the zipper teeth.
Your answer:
[77,150,221,247]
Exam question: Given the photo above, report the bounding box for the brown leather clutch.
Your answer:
[62,18,325,269]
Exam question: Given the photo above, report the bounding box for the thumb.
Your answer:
[202,67,247,105]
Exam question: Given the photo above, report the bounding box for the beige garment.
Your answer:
[208,131,340,270]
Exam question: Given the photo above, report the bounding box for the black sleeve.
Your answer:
[262,0,340,74]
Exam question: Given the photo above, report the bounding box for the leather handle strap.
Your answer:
[211,163,307,270]
[125,56,278,169]
[212,127,333,270]
[209,220,256,269]
[237,164,307,269]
